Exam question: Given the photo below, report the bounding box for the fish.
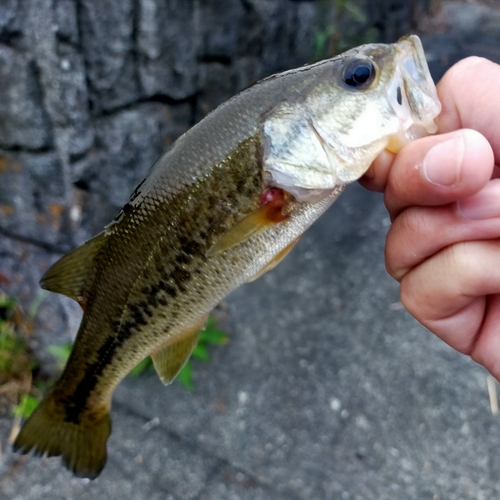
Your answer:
[13,35,441,478]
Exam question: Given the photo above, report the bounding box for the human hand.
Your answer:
[360,57,500,379]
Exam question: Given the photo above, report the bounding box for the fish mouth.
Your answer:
[385,35,442,153]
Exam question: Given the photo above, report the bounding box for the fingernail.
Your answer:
[457,180,500,220]
[423,137,465,186]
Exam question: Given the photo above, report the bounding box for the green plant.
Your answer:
[0,294,34,383]
[8,307,227,422]
[46,342,73,371]
[179,316,228,391]
[0,321,28,377]
[128,355,153,377]
[13,394,40,419]
[0,291,43,420]
[11,341,72,419]
[0,293,16,319]
[28,290,48,319]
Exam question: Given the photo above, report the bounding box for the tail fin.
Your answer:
[13,393,111,479]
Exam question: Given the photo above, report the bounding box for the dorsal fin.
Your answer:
[151,316,208,385]
[40,232,108,304]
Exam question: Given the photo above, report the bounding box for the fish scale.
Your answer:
[13,35,441,478]
[56,135,267,413]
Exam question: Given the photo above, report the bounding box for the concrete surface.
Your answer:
[1,185,500,499]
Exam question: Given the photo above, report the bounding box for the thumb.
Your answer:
[384,129,494,220]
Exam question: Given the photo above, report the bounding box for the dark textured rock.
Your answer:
[69,101,192,239]
[196,62,236,121]
[0,0,18,34]
[195,0,319,116]
[418,1,500,79]
[292,2,318,65]
[54,0,79,45]
[92,101,192,208]
[0,46,52,150]
[79,0,139,113]
[198,0,245,61]
[255,0,305,72]
[364,0,419,43]
[137,0,197,100]
[53,43,94,159]
[0,151,66,245]
[233,56,265,92]
[23,0,94,193]
[0,0,27,51]
[421,34,461,81]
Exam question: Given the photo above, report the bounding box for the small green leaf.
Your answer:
[34,380,47,392]
[191,344,209,361]
[129,356,153,377]
[199,319,228,345]
[47,342,72,371]
[13,394,40,419]
[0,295,16,320]
[205,316,216,330]
[199,330,227,345]
[344,2,367,23]
[314,30,331,61]
[28,291,48,319]
[177,362,194,391]
[336,0,347,11]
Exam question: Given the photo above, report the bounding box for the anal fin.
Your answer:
[151,316,208,385]
[247,237,300,282]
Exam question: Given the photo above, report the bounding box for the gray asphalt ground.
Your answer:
[3,186,499,500]
[2,3,500,499]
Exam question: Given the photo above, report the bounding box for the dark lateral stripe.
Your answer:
[62,134,263,417]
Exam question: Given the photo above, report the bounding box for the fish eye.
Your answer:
[342,59,376,89]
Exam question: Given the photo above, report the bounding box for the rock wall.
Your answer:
[0,0,425,361]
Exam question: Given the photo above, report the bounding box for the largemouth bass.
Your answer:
[14,35,440,478]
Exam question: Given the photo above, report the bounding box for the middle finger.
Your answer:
[386,197,500,281]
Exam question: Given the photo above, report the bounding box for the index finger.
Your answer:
[437,57,500,165]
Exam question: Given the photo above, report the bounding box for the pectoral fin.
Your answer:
[247,237,300,282]
[151,316,208,385]
[207,191,289,256]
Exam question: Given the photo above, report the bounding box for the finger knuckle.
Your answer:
[399,274,419,317]
[443,56,494,85]
[443,242,468,273]
[385,207,428,279]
